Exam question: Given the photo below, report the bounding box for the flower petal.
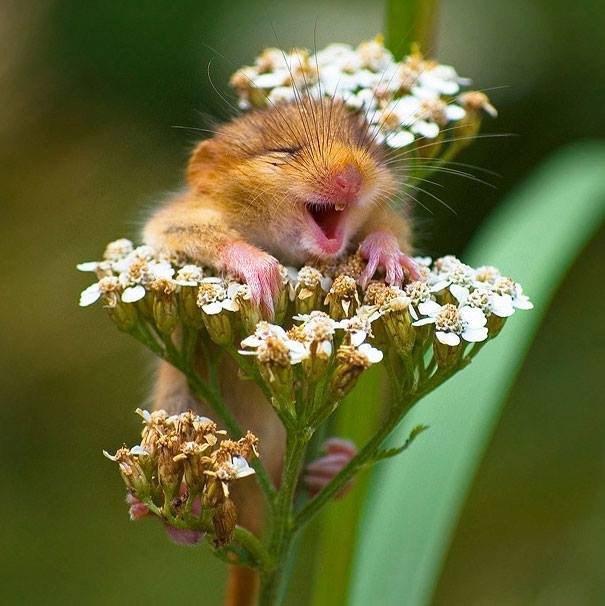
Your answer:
[450,284,469,304]
[77,262,99,272]
[436,331,460,346]
[418,300,441,317]
[122,285,146,303]
[79,284,101,306]
[462,327,488,342]
[202,301,223,315]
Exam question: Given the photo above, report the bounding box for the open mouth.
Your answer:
[304,202,347,255]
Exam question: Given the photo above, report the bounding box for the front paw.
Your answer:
[358,231,421,288]
[221,241,282,318]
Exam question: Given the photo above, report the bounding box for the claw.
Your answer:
[359,231,417,288]
[221,240,282,319]
[304,437,358,498]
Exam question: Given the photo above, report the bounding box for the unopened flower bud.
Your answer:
[202,311,233,346]
[273,266,290,324]
[104,447,150,497]
[234,286,263,335]
[150,278,179,335]
[330,345,371,400]
[197,281,238,345]
[432,337,462,369]
[382,295,416,356]
[212,498,238,547]
[107,301,138,332]
[257,336,295,404]
[179,286,204,328]
[157,435,183,502]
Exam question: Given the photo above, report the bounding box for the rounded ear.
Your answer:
[187,139,217,186]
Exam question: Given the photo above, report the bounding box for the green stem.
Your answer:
[233,526,273,571]
[385,0,439,59]
[294,404,407,530]
[144,497,270,569]
[259,432,309,605]
[295,366,458,530]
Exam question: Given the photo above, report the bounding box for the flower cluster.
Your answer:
[229,35,497,148]
[79,240,532,381]
[104,409,258,546]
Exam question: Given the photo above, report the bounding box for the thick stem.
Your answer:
[385,0,439,59]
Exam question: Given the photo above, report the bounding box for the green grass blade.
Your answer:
[349,142,605,606]
[308,366,384,606]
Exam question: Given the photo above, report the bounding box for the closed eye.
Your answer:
[266,146,302,155]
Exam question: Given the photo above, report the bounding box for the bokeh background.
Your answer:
[1,1,604,604]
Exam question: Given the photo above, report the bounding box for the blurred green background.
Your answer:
[1,1,604,604]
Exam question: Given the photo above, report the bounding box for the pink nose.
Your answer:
[332,164,362,202]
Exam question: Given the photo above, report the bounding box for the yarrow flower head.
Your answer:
[104,409,258,547]
[413,300,488,346]
[229,36,496,149]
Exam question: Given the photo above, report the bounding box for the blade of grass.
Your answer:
[308,366,384,606]
[350,142,605,606]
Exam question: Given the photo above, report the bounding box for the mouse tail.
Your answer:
[225,565,259,606]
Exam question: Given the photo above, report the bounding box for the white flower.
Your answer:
[292,311,339,357]
[429,258,474,293]
[76,261,100,272]
[404,281,433,319]
[357,342,383,364]
[416,64,471,96]
[413,300,488,346]
[450,284,514,318]
[492,277,534,310]
[414,256,432,268]
[231,455,255,479]
[79,283,103,306]
[253,70,289,89]
[196,278,240,315]
[103,238,134,261]
[385,129,415,148]
[79,275,122,307]
[240,322,308,365]
[121,285,146,303]
[228,36,488,154]
[268,86,297,104]
[338,306,382,346]
[174,264,205,286]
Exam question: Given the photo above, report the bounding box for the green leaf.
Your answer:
[372,425,429,463]
[350,142,605,606]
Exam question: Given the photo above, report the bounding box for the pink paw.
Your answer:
[358,231,421,288]
[221,240,282,318]
[304,438,358,498]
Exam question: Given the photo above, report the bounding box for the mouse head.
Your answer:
[188,97,396,259]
